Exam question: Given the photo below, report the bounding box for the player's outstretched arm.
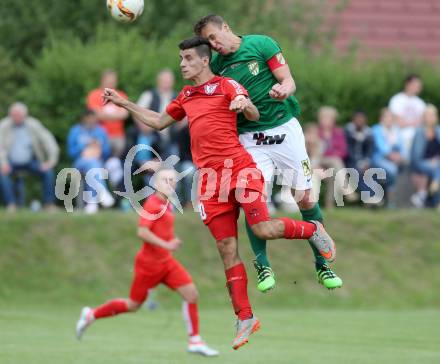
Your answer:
[103,88,176,130]
[229,95,260,121]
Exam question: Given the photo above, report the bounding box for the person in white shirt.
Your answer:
[389,74,426,160]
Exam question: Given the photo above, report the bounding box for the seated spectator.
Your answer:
[0,102,59,212]
[344,110,373,197]
[317,106,348,208]
[87,69,129,158]
[371,108,405,206]
[410,104,440,208]
[67,110,114,214]
[137,69,179,159]
[389,74,426,160]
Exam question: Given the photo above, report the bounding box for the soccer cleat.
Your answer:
[187,338,219,357]
[317,264,343,290]
[253,260,276,293]
[308,221,336,262]
[76,307,94,340]
[232,316,261,350]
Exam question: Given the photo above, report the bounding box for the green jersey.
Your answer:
[211,34,301,134]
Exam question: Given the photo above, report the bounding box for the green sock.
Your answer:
[300,203,327,270]
[245,219,271,267]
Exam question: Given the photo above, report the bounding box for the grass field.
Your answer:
[1,209,439,363]
[1,305,439,364]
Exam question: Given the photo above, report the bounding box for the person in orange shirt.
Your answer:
[87,69,129,158]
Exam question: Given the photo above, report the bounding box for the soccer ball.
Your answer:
[107,0,144,23]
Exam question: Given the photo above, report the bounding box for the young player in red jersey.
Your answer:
[103,37,336,350]
[75,168,219,357]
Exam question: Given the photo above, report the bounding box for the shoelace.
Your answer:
[254,261,272,283]
[318,266,336,279]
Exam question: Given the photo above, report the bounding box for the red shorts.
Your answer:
[203,190,270,241]
[129,256,193,304]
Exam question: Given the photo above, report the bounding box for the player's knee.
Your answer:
[295,189,314,209]
[185,288,199,303]
[127,299,141,312]
[216,237,239,266]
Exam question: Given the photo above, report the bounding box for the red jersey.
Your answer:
[166,76,254,169]
[137,194,174,264]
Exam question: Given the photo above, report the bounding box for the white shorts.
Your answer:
[239,118,312,190]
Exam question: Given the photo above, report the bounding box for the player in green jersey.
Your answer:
[194,14,343,292]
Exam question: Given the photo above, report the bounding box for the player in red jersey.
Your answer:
[75,168,219,357]
[103,37,336,350]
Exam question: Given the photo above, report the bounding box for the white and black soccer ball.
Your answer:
[107,0,144,23]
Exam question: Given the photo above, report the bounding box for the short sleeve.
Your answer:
[138,200,160,228]
[258,35,282,61]
[166,92,186,121]
[222,78,249,101]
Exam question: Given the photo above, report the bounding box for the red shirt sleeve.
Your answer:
[222,78,249,101]
[138,200,161,228]
[166,92,186,121]
[267,52,288,72]
[86,89,102,111]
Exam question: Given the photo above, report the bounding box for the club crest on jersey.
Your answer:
[204,82,219,95]
[248,61,259,76]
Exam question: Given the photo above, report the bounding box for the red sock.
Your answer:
[182,301,199,337]
[93,299,129,319]
[225,263,253,321]
[279,218,316,239]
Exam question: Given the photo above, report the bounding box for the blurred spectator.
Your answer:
[67,109,114,214]
[137,69,178,159]
[344,110,373,197]
[87,69,129,158]
[371,108,405,206]
[317,106,348,208]
[410,104,440,208]
[389,74,426,160]
[0,102,59,212]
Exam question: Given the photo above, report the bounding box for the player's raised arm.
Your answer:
[103,88,177,130]
[268,54,296,100]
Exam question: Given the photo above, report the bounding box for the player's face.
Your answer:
[154,170,177,198]
[179,49,207,80]
[200,22,233,55]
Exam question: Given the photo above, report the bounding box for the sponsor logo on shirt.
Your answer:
[252,132,286,145]
[204,82,219,95]
[247,61,259,76]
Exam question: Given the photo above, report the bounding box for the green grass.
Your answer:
[1,210,440,363]
[0,209,439,308]
[1,305,439,364]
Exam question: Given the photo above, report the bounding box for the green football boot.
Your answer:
[253,260,276,293]
[317,264,343,290]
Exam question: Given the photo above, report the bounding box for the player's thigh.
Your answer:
[129,264,165,304]
[239,133,276,184]
[205,207,239,241]
[271,119,313,191]
[162,258,193,292]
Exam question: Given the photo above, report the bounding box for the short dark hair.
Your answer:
[82,108,96,118]
[404,73,421,85]
[194,14,224,36]
[178,37,212,61]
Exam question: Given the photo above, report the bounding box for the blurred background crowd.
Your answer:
[2,70,439,214]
